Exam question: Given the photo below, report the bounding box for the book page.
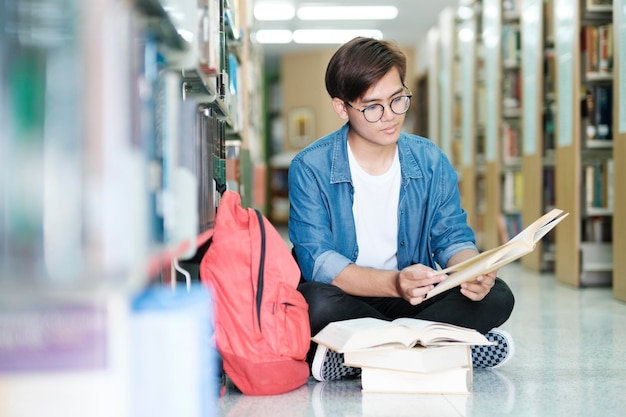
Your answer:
[392,318,491,346]
[313,317,492,352]
[391,317,436,332]
[426,209,569,299]
[427,242,530,299]
[508,208,569,245]
[312,317,419,352]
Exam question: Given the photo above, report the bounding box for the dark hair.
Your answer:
[325,37,407,102]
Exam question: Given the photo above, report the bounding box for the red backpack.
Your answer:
[200,190,310,395]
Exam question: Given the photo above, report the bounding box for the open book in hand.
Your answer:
[311,317,492,353]
[426,208,569,299]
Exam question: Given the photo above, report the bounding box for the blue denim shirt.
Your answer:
[288,123,477,284]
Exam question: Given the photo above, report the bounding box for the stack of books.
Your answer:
[312,317,493,394]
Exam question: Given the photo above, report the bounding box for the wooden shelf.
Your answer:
[612,0,626,301]
[553,0,615,287]
[433,0,622,292]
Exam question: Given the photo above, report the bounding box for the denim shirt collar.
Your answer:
[329,123,422,184]
[329,124,352,184]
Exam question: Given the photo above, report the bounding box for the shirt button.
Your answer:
[400,242,405,247]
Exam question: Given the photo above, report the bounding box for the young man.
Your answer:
[288,37,515,382]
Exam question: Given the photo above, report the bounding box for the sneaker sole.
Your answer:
[472,328,514,369]
[311,344,361,382]
[311,345,329,382]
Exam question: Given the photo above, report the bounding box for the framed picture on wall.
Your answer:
[288,107,315,149]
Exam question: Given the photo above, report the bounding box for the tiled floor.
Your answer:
[218,262,626,417]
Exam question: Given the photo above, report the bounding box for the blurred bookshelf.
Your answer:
[432,0,622,296]
[0,1,261,413]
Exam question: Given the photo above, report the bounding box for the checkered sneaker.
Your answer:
[471,328,515,369]
[311,344,361,382]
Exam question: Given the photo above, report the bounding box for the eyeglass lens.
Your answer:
[363,95,411,122]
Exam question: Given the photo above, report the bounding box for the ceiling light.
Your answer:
[297,6,398,21]
[458,28,475,42]
[254,2,296,21]
[456,6,474,20]
[292,29,383,44]
[255,30,293,44]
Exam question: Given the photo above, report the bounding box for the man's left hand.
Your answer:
[459,270,497,301]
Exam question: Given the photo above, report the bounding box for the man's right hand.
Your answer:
[396,264,446,305]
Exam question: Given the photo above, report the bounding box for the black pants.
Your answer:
[298,278,515,360]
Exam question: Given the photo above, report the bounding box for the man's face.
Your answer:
[337,67,409,148]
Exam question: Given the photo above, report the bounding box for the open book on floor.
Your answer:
[427,208,569,299]
[344,344,471,374]
[312,317,492,353]
[360,366,472,395]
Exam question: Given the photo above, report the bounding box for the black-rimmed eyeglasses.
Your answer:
[345,89,413,123]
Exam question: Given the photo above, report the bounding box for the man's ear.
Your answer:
[332,97,350,120]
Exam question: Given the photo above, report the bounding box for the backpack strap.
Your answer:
[254,209,266,331]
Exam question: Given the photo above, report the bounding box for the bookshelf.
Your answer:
[451,16,463,174]
[438,7,458,161]
[142,0,264,283]
[427,27,441,145]
[475,7,488,250]
[519,0,557,271]
[499,1,524,243]
[612,0,626,301]
[0,1,260,414]
[0,0,153,294]
[452,1,486,248]
[553,0,614,286]
[456,2,482,240]
[481,0,504,251]
[432,0,622,292]
[0,0,261,289]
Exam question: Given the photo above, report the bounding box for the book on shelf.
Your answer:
[583,24,613,76]
[360,366,472,395]
[585,160,613,212]
[502,122,521,160]
[598,23,612,74]
[501,170,523,213]
[584,25,599,74]
[343,344,471,374]
[502,0,521,14]
[312,317,492,353]
[585,84,613,141]
[586,0,613,13]
[502,24,521,66]
[594,85,613,140]
[499,212,523,243]
[427,208,569,299]
[198,0,221,76]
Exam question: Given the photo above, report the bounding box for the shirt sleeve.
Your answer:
[288,157,353,284]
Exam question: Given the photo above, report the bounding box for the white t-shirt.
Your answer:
[347,143,401,270]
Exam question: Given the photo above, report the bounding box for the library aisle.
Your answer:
[219,262,626,417]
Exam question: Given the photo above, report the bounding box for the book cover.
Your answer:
[594,85,612,140]
[0,296,130,417]
[360,366,472,395]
